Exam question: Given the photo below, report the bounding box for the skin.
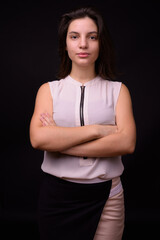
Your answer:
[66,17,99,83]
[30,17,136,157]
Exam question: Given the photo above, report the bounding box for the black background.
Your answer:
[0,0,160,239]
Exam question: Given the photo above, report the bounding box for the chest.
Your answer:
[52,82,116,127]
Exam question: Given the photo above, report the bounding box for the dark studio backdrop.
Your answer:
[0,0,160,239]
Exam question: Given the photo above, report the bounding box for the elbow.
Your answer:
[125,139,136,155]
[30,137,50,151]
[30,129,44,150]
[30,135,49,151]
[30,135,42,150]
[30,133,62,152]
[29,127,66,152]
[31,141,39,150]
[120,129,136,155]
[29,125,43,150]
[127,143,136,154]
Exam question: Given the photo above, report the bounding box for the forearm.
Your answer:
[30,112,118,152]
[62,130,136,158]
[30,124,99,152]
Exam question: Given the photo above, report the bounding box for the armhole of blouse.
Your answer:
[114,82,122,112]
[48,81,54,99]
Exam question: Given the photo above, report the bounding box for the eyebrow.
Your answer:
[68,31,98,35]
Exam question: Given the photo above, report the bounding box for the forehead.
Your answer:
[68,17,98,33]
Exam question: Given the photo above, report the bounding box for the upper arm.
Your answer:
[115,84,136,146]
[30,83,53,139]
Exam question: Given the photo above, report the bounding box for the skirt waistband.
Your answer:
[43,173,112,201]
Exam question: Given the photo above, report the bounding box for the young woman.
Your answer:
[30,7,136,240]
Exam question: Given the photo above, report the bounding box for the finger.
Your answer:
[41,113,50,122]
[45,112,56,126]
[40,113,52,126]
[40,115,49,126]
[40,113,55,126]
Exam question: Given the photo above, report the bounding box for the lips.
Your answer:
[77,53,90,57]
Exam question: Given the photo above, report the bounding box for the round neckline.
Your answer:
[66,75,100,86]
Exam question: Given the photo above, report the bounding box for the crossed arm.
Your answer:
[30,83,136,157]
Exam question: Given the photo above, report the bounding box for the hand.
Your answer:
[40,112,56,126]
[97,124,118,138]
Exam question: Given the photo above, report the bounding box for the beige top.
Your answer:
[41,75,124,183]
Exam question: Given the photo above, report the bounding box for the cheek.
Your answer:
[67,51,73,61]
[66,47,74,60]
[66,43,77,60]
[92,44,99,60]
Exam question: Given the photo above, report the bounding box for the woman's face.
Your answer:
[66,17,99,68]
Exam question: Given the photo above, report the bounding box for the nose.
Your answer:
[79,36,88,49]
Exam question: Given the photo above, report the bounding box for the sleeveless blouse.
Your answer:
[41,75,124,183]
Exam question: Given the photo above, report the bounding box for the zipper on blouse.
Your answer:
[80,85,87,159]
[80,85,85,126]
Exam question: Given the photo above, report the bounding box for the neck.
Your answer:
[69,63,96,84]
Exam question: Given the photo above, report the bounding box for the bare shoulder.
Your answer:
[33,82,53,115]
[34,82,52,103]
[37,82,50,96]
[120,83,131,95]
[115,83,134,119]
[118,83,132,105]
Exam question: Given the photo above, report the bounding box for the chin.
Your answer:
[76,59,95,67]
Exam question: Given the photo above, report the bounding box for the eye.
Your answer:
[70,35,78,40]
[89,35,98,40]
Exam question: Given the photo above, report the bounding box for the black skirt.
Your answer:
[38,173,112,240]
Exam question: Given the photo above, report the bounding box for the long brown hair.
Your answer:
[57,7,117,80]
